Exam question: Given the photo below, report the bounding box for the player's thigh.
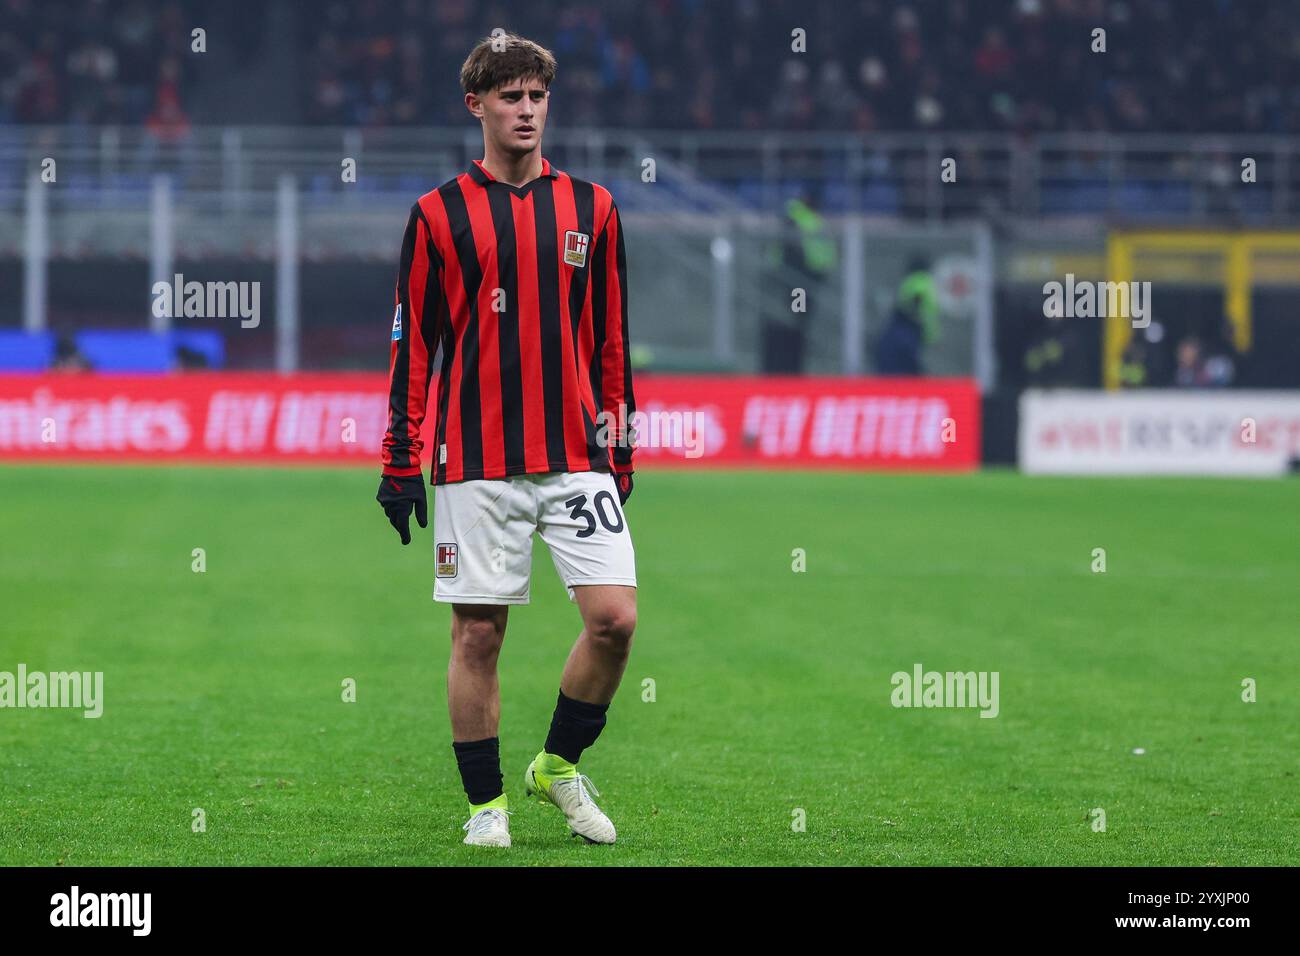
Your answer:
[432,478,536,604]
[535,471,636,602]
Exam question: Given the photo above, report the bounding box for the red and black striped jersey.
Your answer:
[381,157,635,485]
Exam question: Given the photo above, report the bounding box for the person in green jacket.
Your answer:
[762,190,839,373]
[896,255,941,346]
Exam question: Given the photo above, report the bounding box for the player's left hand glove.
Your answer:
[376,473,427,545]
[615,472,634,506]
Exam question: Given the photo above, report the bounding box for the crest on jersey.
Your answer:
[391,303,402,341]
[436,542,458,578]
[563,230,590,268]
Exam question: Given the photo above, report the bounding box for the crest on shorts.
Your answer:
[391,303,402,341]
[436,542,458,578]
[563,230,589,268]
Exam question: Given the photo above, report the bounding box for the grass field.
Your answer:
[1,465,1297,866]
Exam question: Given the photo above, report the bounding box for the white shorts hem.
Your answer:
[563,577,638,588]
[433,592,531,606]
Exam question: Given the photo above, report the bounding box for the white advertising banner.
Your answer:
[1019,390,1300,476]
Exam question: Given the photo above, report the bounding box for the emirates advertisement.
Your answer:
[0,374,980,470]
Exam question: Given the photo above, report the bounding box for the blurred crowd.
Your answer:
[2,0,1297,133]
[0,0,201,133]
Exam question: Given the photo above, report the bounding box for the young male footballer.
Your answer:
[375,33,637,848]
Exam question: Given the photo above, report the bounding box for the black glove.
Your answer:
[615,472,634,506]
[376,473,427,545]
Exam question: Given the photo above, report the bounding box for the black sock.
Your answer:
[452,737,503,805]
[543,690,609,764]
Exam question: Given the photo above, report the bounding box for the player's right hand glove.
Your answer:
[376,473,427,546]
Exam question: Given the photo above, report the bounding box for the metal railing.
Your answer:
[1,127,1297,222]
[6,168,997,386]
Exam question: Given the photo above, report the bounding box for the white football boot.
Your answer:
[462,806,511,847]
[524,755,616,845]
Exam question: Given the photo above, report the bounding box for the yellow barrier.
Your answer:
[1103,231,1300,390]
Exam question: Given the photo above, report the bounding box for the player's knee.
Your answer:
[586,606,636,651]
[451,613,505,665]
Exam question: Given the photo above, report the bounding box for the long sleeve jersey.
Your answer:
[381,157,636,484]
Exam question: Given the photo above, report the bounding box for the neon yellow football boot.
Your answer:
[524,751,616,844]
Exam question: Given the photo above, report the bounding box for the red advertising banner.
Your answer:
[631,375,979,470]
[0,373,980,469]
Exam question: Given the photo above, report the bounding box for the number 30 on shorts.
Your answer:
[564,492,625,538]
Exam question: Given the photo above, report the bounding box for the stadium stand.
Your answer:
[2,0,1297,134]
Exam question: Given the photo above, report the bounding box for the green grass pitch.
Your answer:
[1,465,1297,866]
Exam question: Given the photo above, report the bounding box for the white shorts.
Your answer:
[432,471,636,605]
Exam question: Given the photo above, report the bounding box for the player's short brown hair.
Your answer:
[460,32,557,95]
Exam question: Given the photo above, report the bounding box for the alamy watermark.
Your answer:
[1043,273,1151,328]
[0,664,103,718]
[890,663,999,718]
[152,273,260,328]
[594,401,704,458]
[50,886,150,935]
